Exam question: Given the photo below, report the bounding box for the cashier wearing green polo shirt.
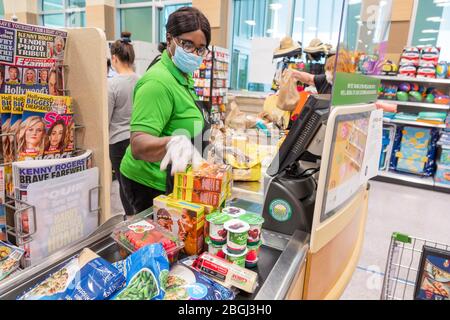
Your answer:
[119,7,211,215]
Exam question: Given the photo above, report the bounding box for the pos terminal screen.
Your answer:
[320,111,371,223]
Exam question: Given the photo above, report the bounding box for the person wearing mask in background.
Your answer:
[288,54,336,94]
[108,31,140,215]
[120,7,211,216]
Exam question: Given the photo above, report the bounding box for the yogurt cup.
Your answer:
[239,213,265,245]
[245,240,262,268]
[224,219,250,254]
[206,211,232,245]
[205,237,226,259]
[222,245,247,268]
[222,206,246,218]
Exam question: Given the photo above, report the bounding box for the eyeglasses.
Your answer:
[175,38,209,57]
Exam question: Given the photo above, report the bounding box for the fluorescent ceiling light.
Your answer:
[270,3,282,10]
[426,16,444,22]
[294,17,304,22]
[434,0,450,3]
[419,38,437,41]
[349,0,361,4]
[422,29,439,33]
[357,20,363,25]
[245,20,256,26]
[354,15,361,19]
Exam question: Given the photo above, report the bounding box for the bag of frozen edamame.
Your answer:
[112,243,169,300]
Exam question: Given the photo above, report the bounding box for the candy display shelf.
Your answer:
[377,99,450,111]
[383,118,446,129]
[372,75,450,85]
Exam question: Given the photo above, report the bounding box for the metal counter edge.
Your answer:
[254,229,310,300]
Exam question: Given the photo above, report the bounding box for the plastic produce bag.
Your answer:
[276,69,299,112]
[112,243,169,300]
[17,248,125,300]
[164,261,236,300]
[225,101,247,130]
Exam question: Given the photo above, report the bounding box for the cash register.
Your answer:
[262,94,330,235]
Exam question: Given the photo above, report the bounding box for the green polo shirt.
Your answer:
[120,51,204,191]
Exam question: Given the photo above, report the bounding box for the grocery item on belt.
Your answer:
[112,216,184,263]
[222,206,246,218]
[0,241,24,282]
[222,245,247,268]
[205,237,226,258]
[246,240,262,268]
[164,262,235,300]
[238,213,265,245]
[206,211,232,245]
[153,195,204,256]
[112,243,169,300]
[17,248,125,300]
[191,252,258,293]
[224,219,250,254]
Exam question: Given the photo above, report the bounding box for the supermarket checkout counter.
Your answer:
[0,100,379,300]
[0,192,309,300]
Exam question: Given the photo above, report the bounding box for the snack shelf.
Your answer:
[383,118,446,129]
[434,182,450,190]
[377,99,450,111]
[372,75,450,85]
[377,170,434,187]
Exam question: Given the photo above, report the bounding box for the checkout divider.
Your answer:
[0,102,381,300]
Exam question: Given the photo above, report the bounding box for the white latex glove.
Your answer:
[160,135,204,175]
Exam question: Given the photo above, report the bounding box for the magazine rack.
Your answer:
[1,27,111,266]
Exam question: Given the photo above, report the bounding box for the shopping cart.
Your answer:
[380,232,450,300]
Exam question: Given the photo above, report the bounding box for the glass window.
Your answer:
[158,3,191,42]
[0,0,4,19]
[120,0,151,4]
[42,0,64,11]
[292,0,342,47]
[68,0,86,9]
[231,0,344,91]
[121,7,153,43]
[410,0,450,61]
[42,14,65,27]
[68,11,85,27]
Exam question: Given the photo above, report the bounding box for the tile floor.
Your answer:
[110,179,450,300]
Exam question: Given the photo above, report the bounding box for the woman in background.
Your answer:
[108,31,140,215]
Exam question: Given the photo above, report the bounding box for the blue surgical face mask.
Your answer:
[170,43,203,74]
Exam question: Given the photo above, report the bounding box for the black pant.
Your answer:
[119,173,164,215]
[109,139,134,215]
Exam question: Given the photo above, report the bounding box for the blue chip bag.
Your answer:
[17,248,125,300]
[164,262,236,300]
[112,243,169,300]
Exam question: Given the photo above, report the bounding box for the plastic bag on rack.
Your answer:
[111,243,169,300]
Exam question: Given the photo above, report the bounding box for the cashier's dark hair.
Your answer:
[147,7,211,70]
[110,31,135,65]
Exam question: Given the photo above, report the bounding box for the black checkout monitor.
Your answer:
[262,94,330,235]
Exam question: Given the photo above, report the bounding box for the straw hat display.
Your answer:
[303,38,332,54]
[273,37,302,58]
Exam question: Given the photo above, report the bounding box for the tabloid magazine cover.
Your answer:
[11,150,93,266]
[19,91,74,161]
[0,19,67,96]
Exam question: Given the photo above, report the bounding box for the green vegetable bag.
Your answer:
[112,243,169,300]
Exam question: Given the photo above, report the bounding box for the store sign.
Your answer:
[269,199,292,222]
[332,72,381,106]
